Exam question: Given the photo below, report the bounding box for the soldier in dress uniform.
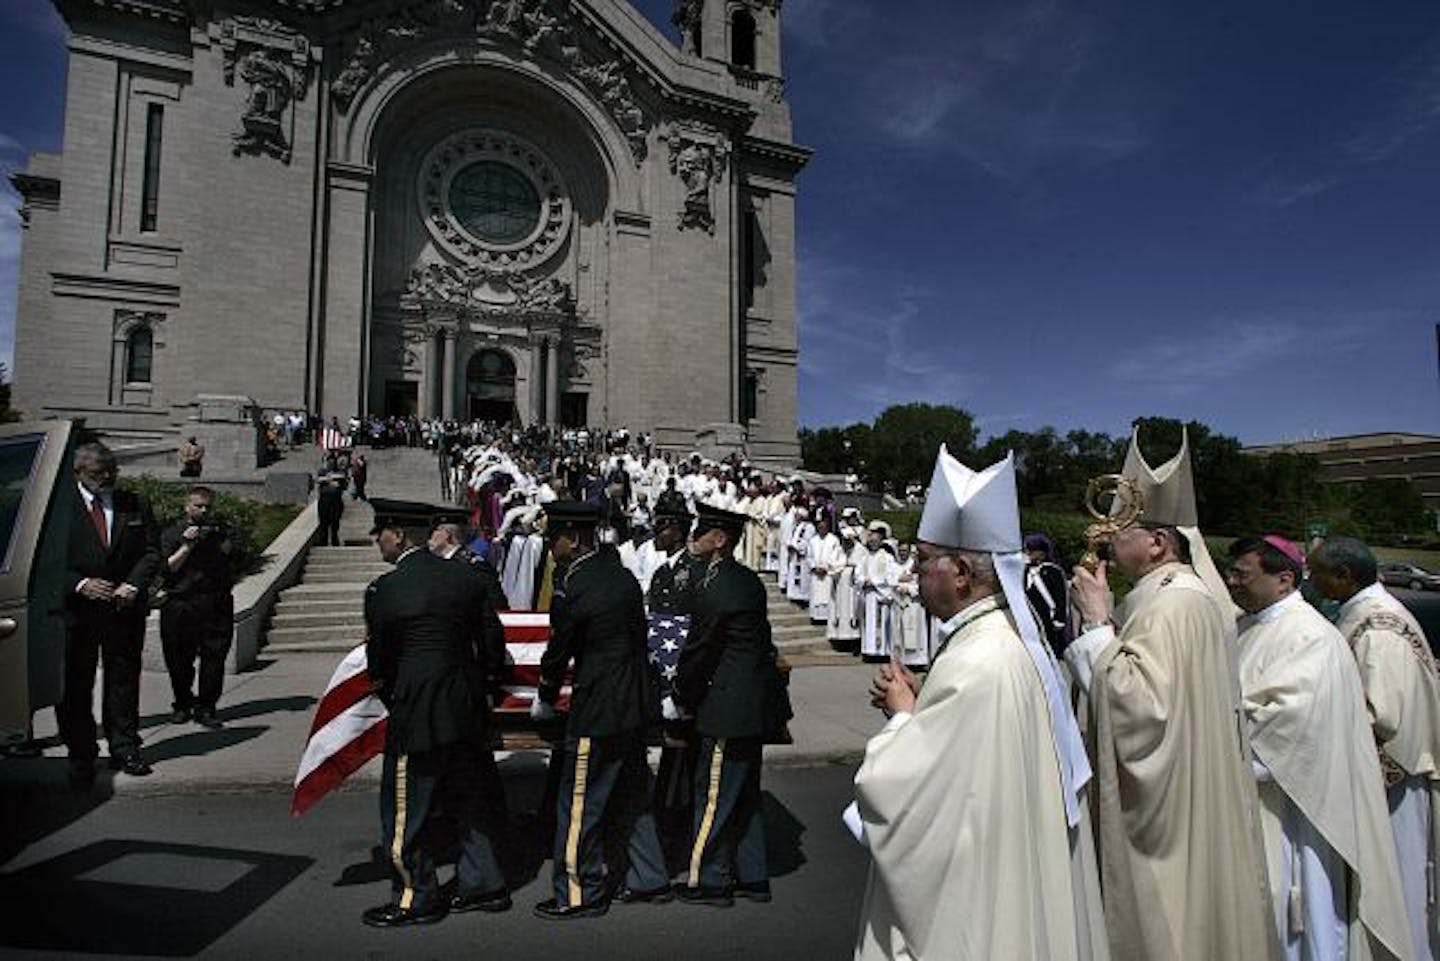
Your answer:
[671,503,793,907]
[362,500,511,928]
[530,500,670,919]
[646,503,701,859]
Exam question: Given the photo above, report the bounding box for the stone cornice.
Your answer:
[56,0,190,25]
[738,135,810,172]
[10,173,62,201]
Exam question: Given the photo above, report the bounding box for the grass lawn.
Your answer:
[253,503,303,551]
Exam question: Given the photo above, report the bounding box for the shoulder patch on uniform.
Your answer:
[1159,572,1176,588]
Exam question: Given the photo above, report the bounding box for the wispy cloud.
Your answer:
[1253,36,1440,207]
[1104,315,1364,394]
[781,0,872,50]
[861,2,1146,182]
[797,247,985,425]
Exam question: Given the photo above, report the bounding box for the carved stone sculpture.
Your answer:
[667,122,730,233]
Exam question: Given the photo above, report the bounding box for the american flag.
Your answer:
[291,611,567,817]
[318,427,352,450]
[647,612,690,701]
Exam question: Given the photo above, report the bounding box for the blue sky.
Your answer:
[3,0,1438,443]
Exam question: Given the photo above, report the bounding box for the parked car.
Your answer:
[1379,562,1440,592]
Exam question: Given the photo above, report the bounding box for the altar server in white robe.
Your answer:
[1227,535,1412,961]
[858,522,899,659]
[854,446,1105,961]
[1311,536,1440,961]
[499,507,545,611]
[806,516,845,625]
[889,545,931,668]
[787,509,815,604]
[777,495,797,591]
[761,487,785,574]
[829,526,864,648]
[743,479,768,571]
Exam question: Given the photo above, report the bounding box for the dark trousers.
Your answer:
[318,510,341,546]
[686,736,767,891]
[551,730,668,906]
[160,593,234,711]
[59,609,146,762]
[656,738,699,864]
[379,741,506,913]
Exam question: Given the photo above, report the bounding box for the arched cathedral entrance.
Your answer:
[466,348,517,423]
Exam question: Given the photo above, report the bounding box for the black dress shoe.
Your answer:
[109,754,153,776]
[169,707,191,724]
[68,761,96,791]
[193,708,222,729]
[361,902,447,927]
[673,884,734,907]
[1,740,42,758]
[615,885,674,904]
[733,881,772,903]
[449,888,512,913]
[532,897,610,920]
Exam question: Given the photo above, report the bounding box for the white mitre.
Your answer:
[918,445,1092,827]
[1117,426,1237,622]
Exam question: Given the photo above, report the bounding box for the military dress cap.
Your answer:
[369,498,450,534]
[542,499,601,536]
[693,502,748,536]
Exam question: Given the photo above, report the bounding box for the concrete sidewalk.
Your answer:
[0,654,881,798]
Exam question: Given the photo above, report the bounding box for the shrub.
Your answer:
[117,475,280,579]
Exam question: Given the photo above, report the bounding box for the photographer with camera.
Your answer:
[159,487,236,728]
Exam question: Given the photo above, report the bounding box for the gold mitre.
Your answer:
[1114,425,1197,528]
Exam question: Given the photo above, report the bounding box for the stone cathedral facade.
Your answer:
[12,0,809,463]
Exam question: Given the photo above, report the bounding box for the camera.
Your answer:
[195,524,222,538]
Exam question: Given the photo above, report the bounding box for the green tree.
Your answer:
[0,363,20,424]
[866,403,978,495]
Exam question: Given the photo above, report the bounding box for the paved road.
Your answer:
[1,763,871,960]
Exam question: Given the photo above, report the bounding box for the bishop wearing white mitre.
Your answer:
[854,446,1105,961]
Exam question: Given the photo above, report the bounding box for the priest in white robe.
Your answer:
[858,522,898,659]
[1310,536,1440,961]
[829,527,864,648]
[499,508,544,611]
[787,509,815,604]
[1226,534,1412,961]
[777,496,797,592]
[743,480,768,572]
[889,546,931,668]
[854,446,1105,961]
[762,486,786,574]
[806,516,845,626]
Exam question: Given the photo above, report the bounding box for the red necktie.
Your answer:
[90,498,108,550]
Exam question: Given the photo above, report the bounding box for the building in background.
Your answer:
[10,0,809,464]
[1243,432,1440,516]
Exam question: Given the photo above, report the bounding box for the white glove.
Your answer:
[530,699,558,722]
[661,696,682,721]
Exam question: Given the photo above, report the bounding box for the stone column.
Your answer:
[419,331,437,418]
[441,331,456,420]
[545,338,560,426]
[319,163,374,419]
[529,338,545,426]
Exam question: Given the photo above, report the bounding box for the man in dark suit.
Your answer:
[362,499,511,928]
[672,503,793,907]
[316,468,345,546]
[531,501,669,920]
[61,442,161,786]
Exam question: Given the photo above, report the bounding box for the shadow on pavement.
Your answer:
[0,839,312,956]
[763,791,807,877]
[0,763,117,866]
[217,696,316,724]
[145,726,267,764]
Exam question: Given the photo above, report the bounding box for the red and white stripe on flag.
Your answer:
[291,611,563,817]
[319,427,352,450]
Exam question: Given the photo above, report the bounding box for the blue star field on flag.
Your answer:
[646,612,690,699]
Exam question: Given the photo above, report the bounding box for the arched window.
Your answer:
[125,325,153,384]
[731,9,756,69]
